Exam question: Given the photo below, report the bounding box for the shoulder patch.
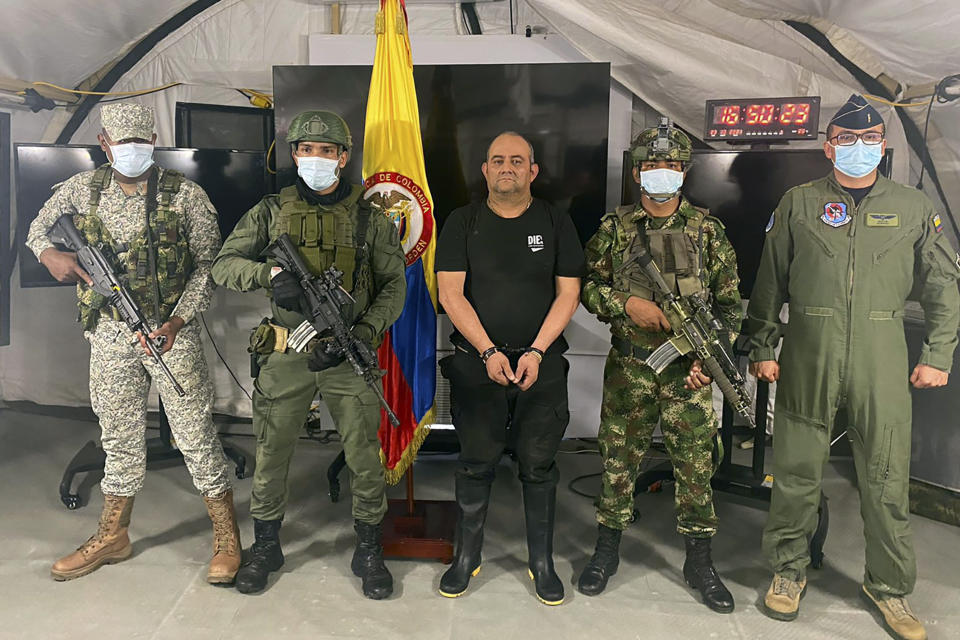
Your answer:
[933,213,944,233]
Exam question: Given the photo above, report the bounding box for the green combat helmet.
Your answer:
[630,116,692,166]
[286,110,353,149]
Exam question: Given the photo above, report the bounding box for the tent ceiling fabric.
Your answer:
[0,0,196,86]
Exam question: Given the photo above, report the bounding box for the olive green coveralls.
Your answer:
[748,174,960,598]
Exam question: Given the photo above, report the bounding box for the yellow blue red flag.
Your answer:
[362,0,437,484]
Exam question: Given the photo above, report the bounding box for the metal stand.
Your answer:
[634,346,830,569]
[59,398,246,509]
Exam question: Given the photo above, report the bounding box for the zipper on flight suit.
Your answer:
[839,192,872,406]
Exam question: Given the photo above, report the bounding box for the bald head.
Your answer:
[486,131,535,165]
[482,132,540,198]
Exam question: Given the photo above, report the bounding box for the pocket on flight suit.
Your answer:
[874,422,910,506]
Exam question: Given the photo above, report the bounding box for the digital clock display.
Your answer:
[704,97,820,142]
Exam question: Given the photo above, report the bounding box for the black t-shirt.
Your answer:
[843,183,874,207]
[435,199,586,353]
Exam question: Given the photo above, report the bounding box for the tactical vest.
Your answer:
[275,184,370,293]
[613,204,708,302]
[75,165,192,331]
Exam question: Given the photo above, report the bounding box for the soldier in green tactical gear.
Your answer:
[578,118,742,614]
[750,95,960,640]
[211,109,406,599]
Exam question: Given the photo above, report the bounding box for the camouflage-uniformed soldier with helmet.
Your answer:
[26,102,241,586]
[211,110,406,598]
[577,119,742,613]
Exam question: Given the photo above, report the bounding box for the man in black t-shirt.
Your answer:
[435,132,585,606]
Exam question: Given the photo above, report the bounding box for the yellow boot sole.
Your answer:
[438,565,481,598]
[528,568,564,606]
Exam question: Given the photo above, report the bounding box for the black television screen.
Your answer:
[15,145,270,288]
[621,148,893,296]
[175,102,274,152]
[273,63,610,242]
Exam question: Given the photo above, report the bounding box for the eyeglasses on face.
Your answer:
[829,131,884,146]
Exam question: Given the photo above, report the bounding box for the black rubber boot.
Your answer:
[522,482,564,606]
[439,473,492,598]
[682,535,734,613]
[351,520,393,600]
[235,518,284,594]
[577,523,622,596]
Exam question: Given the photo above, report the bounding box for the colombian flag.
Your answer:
[362,0,437,484]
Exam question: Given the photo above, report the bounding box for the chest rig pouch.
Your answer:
[74,165,192,331]
[613,204,708,303]
[276,184,370,293]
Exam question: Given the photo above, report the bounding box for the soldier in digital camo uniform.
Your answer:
[27,102,241,586]
[577,121,741,613]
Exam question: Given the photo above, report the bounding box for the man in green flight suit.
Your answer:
[211,110,406,599]
[749,94,960,640]
[578,120,742,613]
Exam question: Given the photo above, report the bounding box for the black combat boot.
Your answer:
[235,518,284,594]
[351,520,393,600]
[577,523,622,596]
[682,535,734,613]
[439,473,493,597]
[522,482,564,606]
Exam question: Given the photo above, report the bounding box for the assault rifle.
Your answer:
[48,215,185,397]
[628,245,755,428]
[263,233,400,427]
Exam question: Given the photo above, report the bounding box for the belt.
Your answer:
[610,336,652,360]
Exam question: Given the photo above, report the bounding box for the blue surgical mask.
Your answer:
[639,168,684,202]
[109,142,154,178]
[832,140,883,178]
[297,156,340,191]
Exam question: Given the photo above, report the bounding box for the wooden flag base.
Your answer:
[382,469,456,563]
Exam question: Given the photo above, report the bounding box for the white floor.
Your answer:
[1,404,958,640]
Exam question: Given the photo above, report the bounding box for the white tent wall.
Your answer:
[0,0,556,419]
[1,0,958,432]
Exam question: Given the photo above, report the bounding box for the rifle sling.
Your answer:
[144,168,163,325]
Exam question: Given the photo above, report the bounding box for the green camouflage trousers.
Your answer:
[596,347,721,537]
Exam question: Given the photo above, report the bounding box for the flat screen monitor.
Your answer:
[15,145,270,288]
[273,63,610,243]
[621,148,893,296]
[175,102,274,152]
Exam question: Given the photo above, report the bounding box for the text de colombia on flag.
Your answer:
[362,0,437,484]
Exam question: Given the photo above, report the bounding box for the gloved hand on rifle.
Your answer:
[307,323,377,373]
[270,269,305,313]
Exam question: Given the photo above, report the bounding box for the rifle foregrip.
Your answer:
[702,356,739,407]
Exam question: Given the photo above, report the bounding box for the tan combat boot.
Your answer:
[861,586,927,640]
[51,494,134,581]
[762,573,807,621]
[203,489,241,585]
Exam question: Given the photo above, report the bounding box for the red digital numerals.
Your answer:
[779,103,810,125]
[746,104,776,125]
[716,105,741,126]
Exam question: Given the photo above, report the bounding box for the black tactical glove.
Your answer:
[308,345,345,373]
[351,322,376,347]
[270,269,304,313]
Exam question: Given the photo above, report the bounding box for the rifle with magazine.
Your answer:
[262,233,400,427]
[48,214,185,397]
